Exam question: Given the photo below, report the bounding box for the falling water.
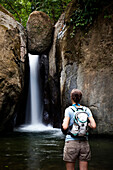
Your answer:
[29,54,41,124]
[16,53,53,132]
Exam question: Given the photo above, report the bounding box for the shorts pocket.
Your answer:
[63,145,79,162]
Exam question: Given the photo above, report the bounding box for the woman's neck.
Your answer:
[72,102,80,106]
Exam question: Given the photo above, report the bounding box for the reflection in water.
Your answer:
[0,130,113,170]
[26,134,40,170]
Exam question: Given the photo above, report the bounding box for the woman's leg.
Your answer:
[79,161,88,170]
[66,162,75,170]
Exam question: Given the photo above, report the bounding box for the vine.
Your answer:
[70,0,99,37]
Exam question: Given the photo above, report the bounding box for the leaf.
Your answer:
[5,166,8,168]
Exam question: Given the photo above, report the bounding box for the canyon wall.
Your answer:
[0,5,27,132]
[49,0,113,134]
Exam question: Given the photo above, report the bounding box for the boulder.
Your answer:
[27,11,53,54]
[0,5,26,132]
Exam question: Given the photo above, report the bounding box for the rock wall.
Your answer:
[48,14,66,127]
[49,0,113,134]
[0,5,27,132]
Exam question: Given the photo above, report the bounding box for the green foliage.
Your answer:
[0,0,32,27]
[0,0,71,27]
[104,15,112,19]
[31,0,71,24]
[70,0,99,38]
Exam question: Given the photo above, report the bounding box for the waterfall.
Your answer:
[16,53,54,132]
[29,54,41,124]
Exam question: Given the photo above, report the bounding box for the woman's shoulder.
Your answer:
[82,105,92,117]
[82,105,88,110]
[65,106,74,112]
[65,106,75,117]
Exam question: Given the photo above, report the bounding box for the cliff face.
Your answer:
[49,0,113,134]
[0,5,27,132]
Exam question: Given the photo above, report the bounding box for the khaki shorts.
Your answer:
[63,140,91,162]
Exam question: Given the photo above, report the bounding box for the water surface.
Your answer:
[0,129,113,170]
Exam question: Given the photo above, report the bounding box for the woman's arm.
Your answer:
[88,116,96,129]
[62,116,70,130]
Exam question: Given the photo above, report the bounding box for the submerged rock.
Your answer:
[27,11,53,54]
[0,5,26,132]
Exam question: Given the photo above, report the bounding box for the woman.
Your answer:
[62,89,96,170]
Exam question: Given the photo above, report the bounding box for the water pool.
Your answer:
[0,129,113,170]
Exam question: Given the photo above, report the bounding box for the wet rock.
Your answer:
[0,5,26,132]
[27,11,53,54]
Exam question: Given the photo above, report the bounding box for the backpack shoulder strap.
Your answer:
[71,105,85,111]
[82,106,88,115]
[69,106,77,112]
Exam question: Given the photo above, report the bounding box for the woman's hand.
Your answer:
[62,116,70,130]
[88,116,96,129]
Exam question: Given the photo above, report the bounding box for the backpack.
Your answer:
[68,105,88,137]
